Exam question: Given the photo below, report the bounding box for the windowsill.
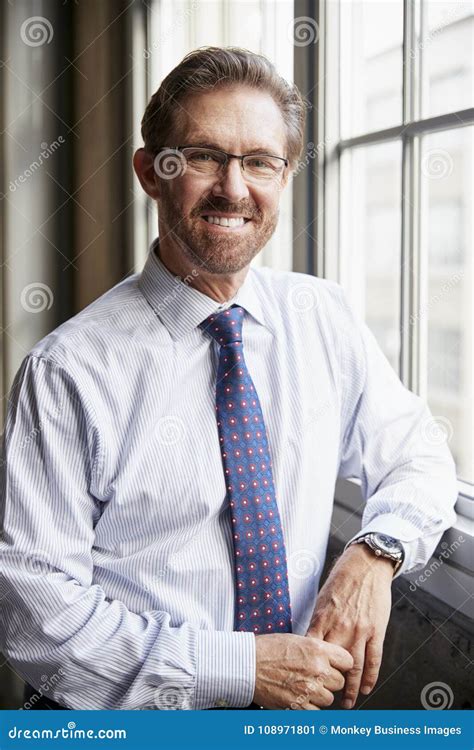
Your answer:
[332,477,474,619]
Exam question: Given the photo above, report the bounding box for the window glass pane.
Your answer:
[419,1,474,118]
[340,141,402,372]
[340,0,404,138]
[421,126,473,482]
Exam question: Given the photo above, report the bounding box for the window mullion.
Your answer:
[401,0,421,392]
[319,0,340,283]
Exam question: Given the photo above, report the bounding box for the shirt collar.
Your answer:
[138,237,268,340]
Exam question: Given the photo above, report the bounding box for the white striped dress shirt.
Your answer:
[0,238,457,710]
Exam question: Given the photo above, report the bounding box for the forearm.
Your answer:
[0,560,255,710]
[338,294,458,574]
[307,543,394,708]
[347,460,457,577]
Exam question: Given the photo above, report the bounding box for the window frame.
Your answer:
[293,0,473,615]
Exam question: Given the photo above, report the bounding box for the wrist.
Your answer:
[347,532,404,576]
[344,542,396,576]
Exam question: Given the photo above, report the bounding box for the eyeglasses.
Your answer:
[157,145,288,182]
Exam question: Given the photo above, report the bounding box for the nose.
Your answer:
[210,157,250,203]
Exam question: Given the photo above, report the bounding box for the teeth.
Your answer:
[203,216,246,227]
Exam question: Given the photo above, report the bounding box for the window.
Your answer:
[340,140,403,372]
[321,0,473,490]
[340,0,404,137]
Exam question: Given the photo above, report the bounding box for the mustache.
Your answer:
[193,202,260,219]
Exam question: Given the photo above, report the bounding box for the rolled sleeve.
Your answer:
[337,287,458,577]
[343,512,457,579]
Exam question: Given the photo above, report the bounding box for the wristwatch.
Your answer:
[350,532,404,574]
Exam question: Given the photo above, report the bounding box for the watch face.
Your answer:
[372,533,402,554]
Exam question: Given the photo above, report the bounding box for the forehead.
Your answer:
[174,84,287,154]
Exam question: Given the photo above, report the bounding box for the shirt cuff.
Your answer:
[343,513,436,579]
[194,630,256,709]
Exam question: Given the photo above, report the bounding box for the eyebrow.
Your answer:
[179,139,283,155]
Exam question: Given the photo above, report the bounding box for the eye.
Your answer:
[187,150,221,163]
[245,156,279,172]
[248,157,269,168]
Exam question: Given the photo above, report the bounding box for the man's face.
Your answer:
[155,85,289,275]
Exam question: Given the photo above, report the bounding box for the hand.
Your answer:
[306,543,393,709]
[253,633,353,710]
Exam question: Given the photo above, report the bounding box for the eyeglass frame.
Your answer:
[156,145,289,177]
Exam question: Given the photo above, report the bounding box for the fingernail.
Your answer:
[342,699,353,709]
[360,685,371,695]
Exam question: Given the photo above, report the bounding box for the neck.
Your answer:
[155,236,249,303]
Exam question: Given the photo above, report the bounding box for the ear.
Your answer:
[133,148,161,199]
[281,167,291,189]
[276,166,291,194]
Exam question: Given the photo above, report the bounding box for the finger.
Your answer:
[301,702,320,710]
[342,643,366,709]
[321,667,345,692]
[323,641,354,672]
[311,687,335,709]
[306,620,325,640]
[360,638,383,695]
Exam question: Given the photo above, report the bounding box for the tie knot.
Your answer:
[200,304,245,346]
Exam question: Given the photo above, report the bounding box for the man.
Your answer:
[0,47,457,711]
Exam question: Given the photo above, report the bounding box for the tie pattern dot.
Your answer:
[200,305,292,634]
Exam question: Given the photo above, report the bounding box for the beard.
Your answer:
[157,192,280,274]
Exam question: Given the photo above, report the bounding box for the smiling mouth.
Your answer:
[200,215,251,229]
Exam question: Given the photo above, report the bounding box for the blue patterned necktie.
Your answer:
[200,305,292,634]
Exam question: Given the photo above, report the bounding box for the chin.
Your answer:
[194,251,255,275]
[181,234,260,274]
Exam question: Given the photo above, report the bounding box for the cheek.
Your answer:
[161,180,193,214]
[174,178,209,214]
[251,182,283,211]
[259,194,280,218]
